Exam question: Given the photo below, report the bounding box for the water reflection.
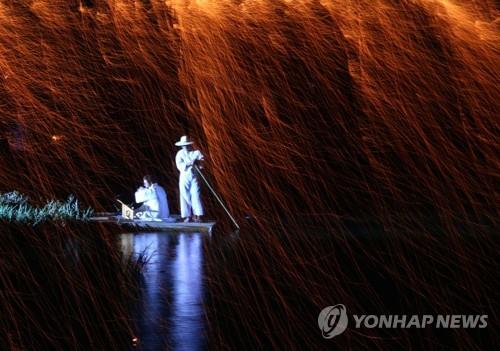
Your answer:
[120,232,206,351]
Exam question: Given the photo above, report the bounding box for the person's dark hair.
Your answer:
[143,175,157,184]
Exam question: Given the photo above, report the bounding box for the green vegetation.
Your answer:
[0,191,93,225]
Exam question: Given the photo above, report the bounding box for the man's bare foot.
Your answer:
[183,217,191,223]
[193,216,202,223]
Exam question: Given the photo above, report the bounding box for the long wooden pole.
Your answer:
[194,164,240,230]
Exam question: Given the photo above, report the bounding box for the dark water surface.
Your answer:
[2,222,497,350]
[119,232,207,351]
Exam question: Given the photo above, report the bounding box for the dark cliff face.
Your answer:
[0,1,497,228]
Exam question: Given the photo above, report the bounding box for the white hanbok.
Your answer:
[134,183,170,220]
[175,148,204,218]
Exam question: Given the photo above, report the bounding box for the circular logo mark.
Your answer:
[318,304,348,338]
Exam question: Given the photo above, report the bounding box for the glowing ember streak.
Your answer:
[0,1,498,350]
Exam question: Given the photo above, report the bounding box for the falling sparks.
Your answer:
[0,1,498,350]
[0,0,496,224]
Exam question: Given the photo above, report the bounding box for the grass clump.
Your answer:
[0,191,93,225]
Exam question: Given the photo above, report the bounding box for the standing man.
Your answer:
[175,135,204,222]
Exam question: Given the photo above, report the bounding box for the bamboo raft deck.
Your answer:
[90,214,216,233]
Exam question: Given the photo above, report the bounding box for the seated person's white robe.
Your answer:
[134,183,170,220]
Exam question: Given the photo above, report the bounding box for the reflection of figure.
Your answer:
[135,175,170,220]
[175,136,204,222]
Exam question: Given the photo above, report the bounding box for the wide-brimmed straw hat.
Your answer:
[175,135,194,146]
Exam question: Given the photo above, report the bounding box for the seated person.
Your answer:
[134,175,170,220]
